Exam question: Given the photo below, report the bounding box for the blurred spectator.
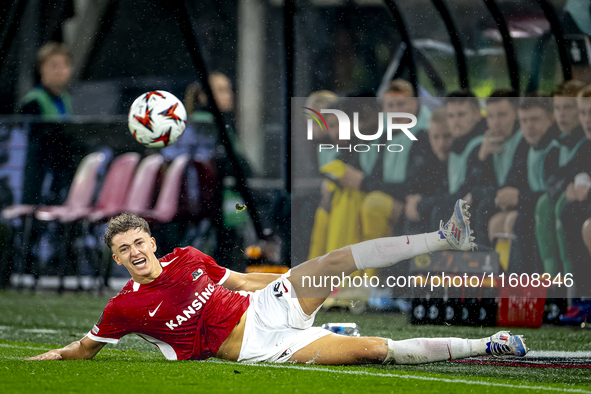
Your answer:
[471,90,528,246]
[488,98,560,273]
[535,80,588,276]
[430,91,486,232]
[404,107,452,234]
[304,90,340,170]
[357,79,431,241]
[20,41,78,205]
[162,77,248,271]
[307,94,371,259]
[556,88,591,281]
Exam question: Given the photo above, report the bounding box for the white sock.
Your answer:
[351,232,449,270]
[383,337,488,365]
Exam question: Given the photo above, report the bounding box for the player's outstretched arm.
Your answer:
[27,336,105,360]
[222,271,281,292]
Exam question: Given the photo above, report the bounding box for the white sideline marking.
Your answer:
[206,359,591,393]
[0,344,53,351]
[527,351,591,358]
[22,329,59,334]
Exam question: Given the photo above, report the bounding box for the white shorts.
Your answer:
[237,270,331,363]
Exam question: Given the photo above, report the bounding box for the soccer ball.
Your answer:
[128,90,187,148]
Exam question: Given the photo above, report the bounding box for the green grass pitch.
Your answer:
[1,291,590,393]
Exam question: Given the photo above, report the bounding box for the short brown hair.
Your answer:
[486,89,519,107]
[577,84,591,99]
[104,213,151,249]
[518,97,553,114]
[385,79,414,96]
[446,90,480,112]
[553,79,586,97]
[37,41,72,67]
[304,90,339,111]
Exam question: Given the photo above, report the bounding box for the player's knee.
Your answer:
[351,339,387,362]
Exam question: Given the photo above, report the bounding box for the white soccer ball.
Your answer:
[128,90,187,148]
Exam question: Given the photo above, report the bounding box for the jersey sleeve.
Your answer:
[193,248,229,285]
[86,300,131,344]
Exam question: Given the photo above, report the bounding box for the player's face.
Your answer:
[111,229,160,283]
[577,98,591,140]
[486,100,517,141]
[554,96,579,134]
[209,74,233,113]
[518,107,554,146]
[40,54,71,93]
[446,102,481,139]
[428,121,453,162]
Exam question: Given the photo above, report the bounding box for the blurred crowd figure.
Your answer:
[305,78,591,301]
[20,41,81,206]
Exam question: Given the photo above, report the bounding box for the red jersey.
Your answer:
[86,247,250,360]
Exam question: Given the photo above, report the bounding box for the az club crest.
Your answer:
[192,269,204,281]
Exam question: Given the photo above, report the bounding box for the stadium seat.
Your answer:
[87,154,165,223]
[135,154,217,224]
[136,153,192,223]
[34,152,140,223]
[34,152,140,292]
[1,151,108,289]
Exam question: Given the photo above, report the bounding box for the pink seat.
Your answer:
[3,152,107,221]
[137,153,192,223]
[35,153,140,223]
[87,154,164,222]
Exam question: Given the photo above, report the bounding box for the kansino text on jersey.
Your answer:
[318,143,404,153]
[166,283,215,330]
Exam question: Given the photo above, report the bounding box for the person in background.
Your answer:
[488,98,560,273]
[471,90,528,247]
[430,91,486,232]
[20,41,76,206]
[534,80,588,276]
[168,76,248,272]
[307,92,369,260]
[357,80,431,242]
[404,107,452,234]
[15,42,80,288]
[556,88,591,279]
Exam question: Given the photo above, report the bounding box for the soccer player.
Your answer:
[28,202,527,364]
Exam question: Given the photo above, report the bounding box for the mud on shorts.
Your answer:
[237,270,331,363]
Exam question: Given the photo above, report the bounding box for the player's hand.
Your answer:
[495,187,519,211]
[339,165,364,190]
[404,194,422,222]
[566,182,576,202]
[478,133,503,161]
[27,350,63,360]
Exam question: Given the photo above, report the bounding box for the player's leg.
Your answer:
[291,199,475,315]
[288,331,528,365]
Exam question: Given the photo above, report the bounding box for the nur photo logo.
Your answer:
[304,107,419,153]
